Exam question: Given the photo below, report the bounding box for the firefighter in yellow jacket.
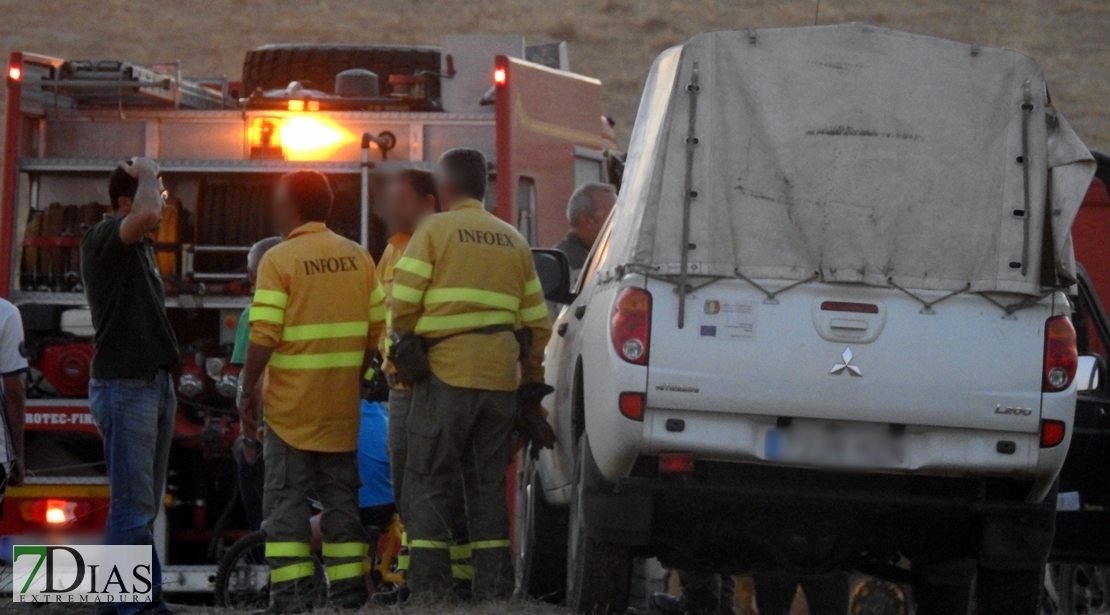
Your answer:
[391,149,552,601]
[371,168,476,604]
[238,170,386,614]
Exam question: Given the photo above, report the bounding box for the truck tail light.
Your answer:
[619,392,645,421]
[20,499,92,525]
[493,67,507,86]
[611,287,652,365]
[1043,315,1078,392]
[8,65,21,82]
[1040,419,1066,448]
[658,453,695,474]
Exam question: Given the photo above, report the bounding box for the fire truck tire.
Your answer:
[242,44,441,96]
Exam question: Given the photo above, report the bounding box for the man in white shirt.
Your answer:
[0,297,27,493]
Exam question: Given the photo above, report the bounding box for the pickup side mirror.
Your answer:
[531,248,576,305]
[1076,355,1103,394]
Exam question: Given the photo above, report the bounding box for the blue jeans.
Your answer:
[89,371,176,614]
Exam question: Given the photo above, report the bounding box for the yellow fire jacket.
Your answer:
[376,232,410,388]
[250,222,386,451]
[391,199,551,391]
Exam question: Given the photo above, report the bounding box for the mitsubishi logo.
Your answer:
[829,347,862,376]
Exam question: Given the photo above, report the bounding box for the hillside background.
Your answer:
[1,0,1108,151]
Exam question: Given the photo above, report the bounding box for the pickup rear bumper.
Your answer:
[579,448,1056,573]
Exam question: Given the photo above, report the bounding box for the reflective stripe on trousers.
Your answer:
[265,541,314,584]
[397,531,410,571]
[450,542,474,581]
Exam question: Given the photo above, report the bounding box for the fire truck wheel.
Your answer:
[242,44,441,97]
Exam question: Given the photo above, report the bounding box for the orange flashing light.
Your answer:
[249,115,352,161]
[8,66,21,81]
[493,67,507,86]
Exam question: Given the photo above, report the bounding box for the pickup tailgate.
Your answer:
[645,278,1049,434]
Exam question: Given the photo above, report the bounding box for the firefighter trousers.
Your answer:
[403,375,516,601]
[262,428,369,612]
[388,388,472,582]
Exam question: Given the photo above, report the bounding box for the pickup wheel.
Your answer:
[976,567,1045,615]
[1053,564,1109,615]
[514,448,568,603]
[913,559,974,615]
[916,583,974,615]
[565,437,632,614]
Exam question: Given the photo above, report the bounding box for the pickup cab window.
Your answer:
[577,220,613,291]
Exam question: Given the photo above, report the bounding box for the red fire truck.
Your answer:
[0,35,608,593]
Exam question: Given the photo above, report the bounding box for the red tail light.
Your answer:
[619,392,645,421]
[658,453,695,474]
[8,65,21,82]
[820,301,879,314]
[611,287,652,365]
[1043,315,1078,392]
[20,499,92,525]
[1040,419,1066,448]
[493,67,507,86]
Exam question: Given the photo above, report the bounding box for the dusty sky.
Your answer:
[1,0,1107,148]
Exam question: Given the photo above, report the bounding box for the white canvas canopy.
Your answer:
[609,24,1095,296]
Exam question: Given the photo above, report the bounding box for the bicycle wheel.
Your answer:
[215,530,270,609]
[215,529,327,609]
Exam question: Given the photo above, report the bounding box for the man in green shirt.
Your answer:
[230,236,281,531]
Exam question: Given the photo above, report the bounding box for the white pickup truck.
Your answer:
[519,24,1098,615]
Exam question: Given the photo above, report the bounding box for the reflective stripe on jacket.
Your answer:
[391,198,551,391]
[250,222,386,451]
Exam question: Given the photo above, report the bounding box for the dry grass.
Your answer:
[0,0,1108,150]
[0,598,578,615]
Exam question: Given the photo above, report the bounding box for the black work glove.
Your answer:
[517,382,556,458]
[362,353,390,402]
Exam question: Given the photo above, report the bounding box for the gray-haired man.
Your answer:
[230,236,282,530]
[553,182,616,283]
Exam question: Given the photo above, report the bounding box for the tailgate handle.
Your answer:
[829,318,868,331]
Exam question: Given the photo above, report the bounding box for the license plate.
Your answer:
[764,421,906,468]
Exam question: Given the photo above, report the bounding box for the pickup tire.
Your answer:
[565,436,632,614]
[976,567,1045,615]
[913,559,974,615]
[1050,564,1108,615]
[914,582,972,615]
[241,44,441,95]
[513,448,568,603]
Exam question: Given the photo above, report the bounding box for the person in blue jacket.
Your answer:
[358,396,396,529]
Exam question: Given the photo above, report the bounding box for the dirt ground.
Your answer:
[0,0,1108,151]
[0,576,909,615]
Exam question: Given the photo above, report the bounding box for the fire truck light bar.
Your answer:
[287,100,320,112]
